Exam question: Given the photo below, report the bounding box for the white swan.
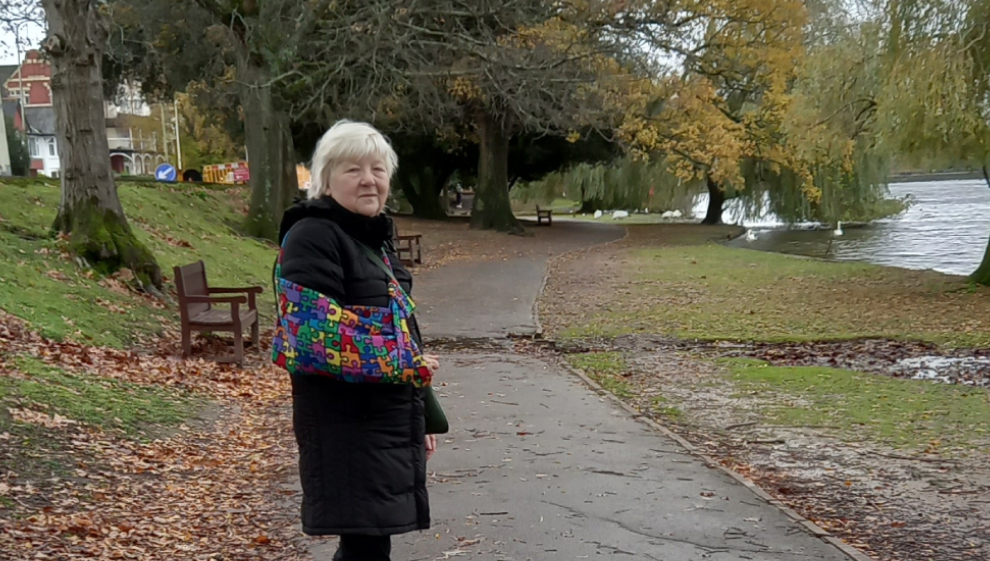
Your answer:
[745,229,757,242]
[612,210,629,219]
[594,210,603,219]
[833,221,843,236]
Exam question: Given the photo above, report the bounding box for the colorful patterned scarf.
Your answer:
[271,239,432,387]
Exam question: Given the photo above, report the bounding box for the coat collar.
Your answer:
[278,195,394,249]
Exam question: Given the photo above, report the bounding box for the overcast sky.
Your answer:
[0,21,45,66]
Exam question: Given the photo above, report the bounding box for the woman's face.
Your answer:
[328,156,390,217]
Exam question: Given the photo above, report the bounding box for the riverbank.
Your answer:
[540,223,990,561]
[889,170,985,183]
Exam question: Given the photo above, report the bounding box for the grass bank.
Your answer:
[0,178,273,512]
[558,226,990,348]
[725,358,990,451]
[0,178,276,347]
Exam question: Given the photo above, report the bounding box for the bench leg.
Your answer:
[234,328,244,367]
[181,328,192,358]
[251,319,260,349]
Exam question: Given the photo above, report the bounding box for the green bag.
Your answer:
[356,242,449,435]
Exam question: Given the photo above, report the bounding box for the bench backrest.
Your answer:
[174,261,210,319]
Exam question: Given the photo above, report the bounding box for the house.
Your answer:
[24,106,59,177]
[1,50,165,177]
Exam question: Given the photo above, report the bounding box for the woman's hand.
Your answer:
[423,354,439,461]
[425,435,437,461]
[424,354,440,373]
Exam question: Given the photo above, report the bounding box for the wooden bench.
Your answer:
[536,205,553,226]
[395,234,423,267]
[174,260,263,366]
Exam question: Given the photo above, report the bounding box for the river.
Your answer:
[715,179,990,276]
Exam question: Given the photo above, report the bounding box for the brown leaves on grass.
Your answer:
[0,311,309,561]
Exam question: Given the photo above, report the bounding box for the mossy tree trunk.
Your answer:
[470,109,523,233]
[42,0,162,291]
[239,56,297,241]
[701,174,725,225]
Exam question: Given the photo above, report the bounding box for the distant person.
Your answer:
[182,169,203,183]
[272,119,441,561]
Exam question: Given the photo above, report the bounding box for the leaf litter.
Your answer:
[0,310,311,560]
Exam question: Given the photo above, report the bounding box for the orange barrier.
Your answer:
[201,161,310,189]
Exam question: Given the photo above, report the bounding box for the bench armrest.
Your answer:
[208,286,264,294]
[183,295,247,304]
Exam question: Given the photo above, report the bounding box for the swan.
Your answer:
[613,210,629,219]
[833,221,843,236]
[745,229,757,242]
[594,210,603,219]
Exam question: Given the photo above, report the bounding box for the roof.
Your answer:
[1,100,19,121]
[24,106,56,135]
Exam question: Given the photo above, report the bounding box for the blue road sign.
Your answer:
[155,163,177,183]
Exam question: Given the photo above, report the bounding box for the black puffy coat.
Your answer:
[277,196,429,536]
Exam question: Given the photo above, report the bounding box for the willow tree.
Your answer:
[529,157,699,214]
[962,0,990,284]
[612,0,809,225]
[863,0,990,283]
[37,0,162,289]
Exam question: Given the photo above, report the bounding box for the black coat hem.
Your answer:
[302,521,429,537]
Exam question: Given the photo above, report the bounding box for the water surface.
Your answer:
[714,180,990,276]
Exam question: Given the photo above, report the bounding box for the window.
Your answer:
[50,171,59,179]
[48,139,56,157]
[28,137,40,158]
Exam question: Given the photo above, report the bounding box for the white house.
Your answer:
[24,106,60,178]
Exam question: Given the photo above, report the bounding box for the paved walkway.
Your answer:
[308,220,852,561]
[412,220,624,339]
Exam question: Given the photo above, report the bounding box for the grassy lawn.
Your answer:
[0,355,198,437]
[0,178,258,512]
[513,197,581,214]
[563,239,990,348]
[566,352,634,398]
[0,178,276,347]
[0,354,201,494]
[725,359,990,451]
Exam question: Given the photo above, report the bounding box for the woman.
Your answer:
[273,120,438,561]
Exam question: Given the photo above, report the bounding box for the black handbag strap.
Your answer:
[354,241,398,283]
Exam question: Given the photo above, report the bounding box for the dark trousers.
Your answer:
[333,535,392,561]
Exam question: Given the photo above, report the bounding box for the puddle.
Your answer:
[894,356,990,386]
[571,335,990,387]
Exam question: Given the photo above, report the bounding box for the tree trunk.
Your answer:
[470,110,523,233]
[971,237,990,286]
[239,57,295,241]
[971,170,990,286]
[398,168,449,220]
[701,174,725,225]
[42,0,162,291]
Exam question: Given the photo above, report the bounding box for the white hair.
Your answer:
[307,119,399,200]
